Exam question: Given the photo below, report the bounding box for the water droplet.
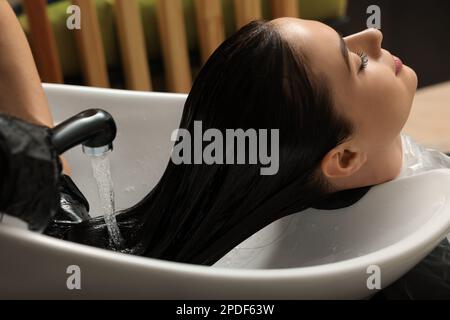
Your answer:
[125,186,136,192]
[331,246,338,253]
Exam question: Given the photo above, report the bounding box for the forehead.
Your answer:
[270,18,349,87]
[270,18,334,50]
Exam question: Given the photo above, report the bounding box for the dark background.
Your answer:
[343,0,450,89]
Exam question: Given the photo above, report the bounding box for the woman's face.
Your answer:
[271,18,418,153]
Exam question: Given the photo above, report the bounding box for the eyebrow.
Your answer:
[338,33,351,73]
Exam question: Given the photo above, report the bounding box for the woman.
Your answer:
[5,0,450,299]
[0,0,420,265]
[69,18,417,265]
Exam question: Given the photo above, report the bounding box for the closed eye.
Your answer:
[358,51,369,71]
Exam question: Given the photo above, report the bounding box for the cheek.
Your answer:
[352,71,413,143]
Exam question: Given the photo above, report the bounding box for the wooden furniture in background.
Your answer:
[23,0,349,93]
[22,0,63,83]
[403,82,450,152]
[115,0,152,91]
[194,0,225,64]
[234,0,262,29]
[72,0,110,88]
[155,0,192,93]
[271,0,299,18]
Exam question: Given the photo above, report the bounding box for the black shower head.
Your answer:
[51,109,117,156]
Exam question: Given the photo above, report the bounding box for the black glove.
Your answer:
[0,114,60,231]
[44,174,91,239]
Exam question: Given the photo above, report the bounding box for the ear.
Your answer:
[321,143,367,179]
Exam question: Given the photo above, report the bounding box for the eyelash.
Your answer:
[358,51,369,71]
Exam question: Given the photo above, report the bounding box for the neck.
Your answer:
[331,135,404,192]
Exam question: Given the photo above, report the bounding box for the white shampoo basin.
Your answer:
[1,84,450,299]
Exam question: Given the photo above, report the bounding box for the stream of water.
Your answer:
[90,152,123,249]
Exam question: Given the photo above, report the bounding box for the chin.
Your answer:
[404,65,419,93]
[398,69,417,133]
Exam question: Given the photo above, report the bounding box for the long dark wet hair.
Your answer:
[49,20,354,266]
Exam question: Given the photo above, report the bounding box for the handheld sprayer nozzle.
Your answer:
[51,109,117,156]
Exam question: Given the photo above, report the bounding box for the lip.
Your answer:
[392,55,403,75]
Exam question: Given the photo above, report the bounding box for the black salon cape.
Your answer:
[0,114,60,231]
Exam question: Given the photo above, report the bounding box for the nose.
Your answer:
[344,28,383,58]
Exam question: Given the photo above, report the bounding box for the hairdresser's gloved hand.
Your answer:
[55,174,90,224]
[0,113,91,234]
[0,114,60,231]
[44,175,91,238]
